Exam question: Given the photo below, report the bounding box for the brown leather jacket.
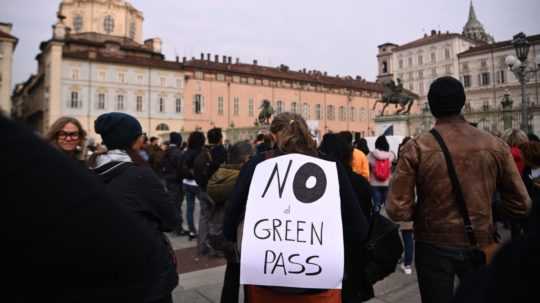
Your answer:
[387,116,530,247]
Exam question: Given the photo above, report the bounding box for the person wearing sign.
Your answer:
[224,112,368,303]
[386,77,530,303]
[368,135,395,213]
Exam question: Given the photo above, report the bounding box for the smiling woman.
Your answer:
[45,116,87,163]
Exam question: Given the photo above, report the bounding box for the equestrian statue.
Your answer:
[373,79,418,116]
[258,99,274,125]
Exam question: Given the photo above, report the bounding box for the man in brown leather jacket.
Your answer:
[387,76,530,303]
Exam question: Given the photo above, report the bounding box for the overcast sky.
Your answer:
[2,0,540,87]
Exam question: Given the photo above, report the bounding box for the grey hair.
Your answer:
[228,141,254,164]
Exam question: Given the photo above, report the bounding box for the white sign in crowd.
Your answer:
[240,154,344,289]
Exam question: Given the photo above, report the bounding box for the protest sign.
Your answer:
[240,153,344,289]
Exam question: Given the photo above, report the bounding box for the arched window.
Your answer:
[156,123,170,131]
[73,15,83,32]
[104,16,115,34]
[382,61,388,73]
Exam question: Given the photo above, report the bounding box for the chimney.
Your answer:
[207,53,211,61]
[431,29,436,36]
[182,57,187,63]
[176,56,179,62]
[303,68,306,73]
[236,57,239,64]
[200,53,204,60]
[222,55,227,63]
[214,54,219,62]
[228,56,232,64]
[324,71,327,76]
[192,56,196,60]
[253,59,258,65]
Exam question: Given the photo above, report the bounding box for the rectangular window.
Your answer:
[419,81,424,95]
[176,97,182,113]
[160,77,166,87]
[116,95,124,111]
[339,106,346,121]
[234,97,239,115]
[398,59,403,69]
[137,75,144,84]
[327,105,335,120]
[418,70,424,79]
[248,78,255,85]
[432,68,437,77]
[445,49,451,60]
[159,97,165,113]
[277,100,283,114]
[176,79,183,89]
[118,73,126,83]
[97,93,106,110]
[136,96,143,112]
[350,106,356,121]
[249,98,254,117]
[463,75,471,88]
[431,52,436,63]
[218,97,224,115]
[408,57,413,67]
[193,94,203,114]
[195,72,203,79]
[217,74,225,81]
[497,70,506,84]
[315,104,321,120]
[481,72,490,86]
[70,91,80,108]
[302,103,310,120]
[418,55,423,65]
[72,69,79,80]
[99,71,106,81]
[291,102,297,113]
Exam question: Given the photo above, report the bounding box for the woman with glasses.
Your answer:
[45,116,87,163]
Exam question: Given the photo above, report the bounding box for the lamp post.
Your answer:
[505,32,538,133]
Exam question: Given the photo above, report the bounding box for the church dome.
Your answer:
[58,0,144,44]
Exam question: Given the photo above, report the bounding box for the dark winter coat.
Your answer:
[161,145,184,183]
[2,116,163,302]
[193,144,228,191]
[93,161,180,301]
[223,150,369,302]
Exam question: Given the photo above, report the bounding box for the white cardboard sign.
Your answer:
[240,153,344,289]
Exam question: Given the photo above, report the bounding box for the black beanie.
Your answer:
[428,76,466,118]
[169,132,182,146]
[95,113,143,150]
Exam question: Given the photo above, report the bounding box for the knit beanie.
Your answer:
[169,132,182,146]
[95,113,142,150]
[428,76,466,118]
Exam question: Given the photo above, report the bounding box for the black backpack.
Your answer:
[363,213,403,284]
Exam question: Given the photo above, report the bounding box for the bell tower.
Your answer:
[376,43,398,84]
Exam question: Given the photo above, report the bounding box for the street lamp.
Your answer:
[505,32,539,133]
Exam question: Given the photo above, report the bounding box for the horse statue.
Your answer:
[373,79,417,116]
[258,99,274,125]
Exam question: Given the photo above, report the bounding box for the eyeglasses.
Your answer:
[57,131,80,140]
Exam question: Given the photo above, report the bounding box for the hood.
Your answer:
[209,164,242,185]
[92,150,133,183]
[371,149,393,160]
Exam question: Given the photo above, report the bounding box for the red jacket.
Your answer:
[511,146,525,176]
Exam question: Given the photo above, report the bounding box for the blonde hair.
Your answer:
[270,112,317,156]
[502,129,528,147]
[45,116,87,159]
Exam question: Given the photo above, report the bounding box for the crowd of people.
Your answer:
[4,75,539,303]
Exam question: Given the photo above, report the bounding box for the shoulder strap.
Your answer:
[430,129,479,248]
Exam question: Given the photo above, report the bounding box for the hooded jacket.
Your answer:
[368,149,395,186]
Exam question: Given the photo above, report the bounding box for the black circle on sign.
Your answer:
[293,162,327,204]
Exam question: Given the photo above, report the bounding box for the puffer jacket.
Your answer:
[208,164,242,206]
[368,149,395,186]
[387,116,530,248]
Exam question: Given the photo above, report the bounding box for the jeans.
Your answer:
[401,230,414,266]
[183,183,199,233]
[197,191,213,255]
[166,181,184,233]
[415,242,479,303]
[372,186,389,213]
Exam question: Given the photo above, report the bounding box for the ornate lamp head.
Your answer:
[512,32,530,63]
